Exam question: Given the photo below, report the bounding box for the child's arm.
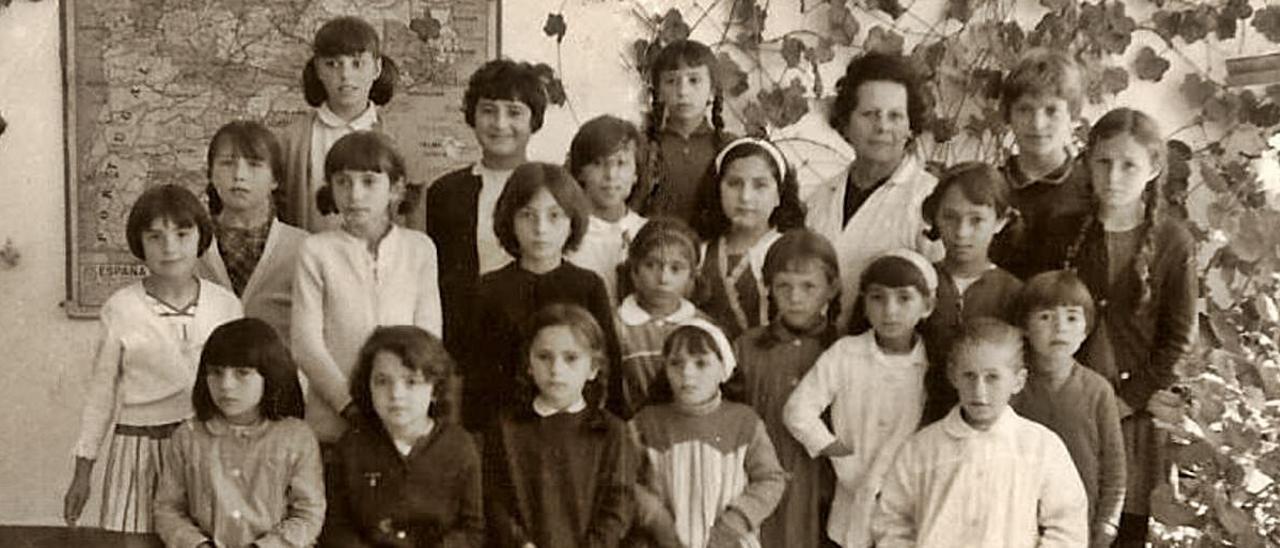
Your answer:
[709,418,786,547]
[441,438,486,548]
[1093,385,1126,547]
[290,239,352,416]
[317,443,373,547]
[64,320,121,524]
[414,237,444,338]
[629,421,682,548]
[582,418,636,548]
[783,343,852,458]
[1143,231,1198,407]
[254,425,326,548]
[482,420,534,547]
[153,425,211,547]
[1037,435,1090,548]
[870,441,920,548]
[584,276,626,419]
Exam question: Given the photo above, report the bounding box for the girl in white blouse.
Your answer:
[291,131,441,443]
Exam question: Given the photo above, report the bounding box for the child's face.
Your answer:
[863,283,933,349]
[315,52,381,112]
[843,80,911,168]
[474,98,533,160]
[209,146,277,215]
[935,184,1007,268]
[578,142,637,213]
[658,64,713,125]
[771,260,836,330]
[664,346,723,406]
[206,366,264,425]
[949,342,1026,431]
[514,188,572,263]
[370,350,436,432]
[1088,133,1158,210]
[1025,305,1088,366]
[632,243,695,312]
[1008,94,1073,160]
[331,169,401,236]
[528,325,599,409]
[720,155,781,235]
[141,217,200,280]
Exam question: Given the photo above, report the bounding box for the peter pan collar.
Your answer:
[940,403,1018,440]
[532,396,587,417]
[316,102,378,130]
[618,294,699,327]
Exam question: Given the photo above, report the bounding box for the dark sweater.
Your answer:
[321,422,484,548]
[482,407,634,548]
[461,261,622,430]
[424,166,483,360]
[994,155,1094,280]
[1069,217,1198,410]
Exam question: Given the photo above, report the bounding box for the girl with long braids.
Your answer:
[631,39,736,231]
[1067,107,1198,548]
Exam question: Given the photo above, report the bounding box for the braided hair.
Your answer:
[642,40,727,213]
[1069,108,1166,312]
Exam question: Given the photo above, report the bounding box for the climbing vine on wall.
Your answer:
[535,0,1280,545]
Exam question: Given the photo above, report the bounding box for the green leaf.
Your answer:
[741,101,768,137]
[543,13,567,44]
[658,8,690,45]
[1178,6,1213,43]
[756,78,810,128]
[1252,6,1280,43]
[828,3,861,46]
[716,52,750,98]
[781,36,805,69]
[865,26,905,56]
[410,16,442,42]
[1039,0,1070,13]
[872,0,906,20]
[806,37,836,65]
[1152,10,1182,42]
[930,116,958,143]
[1101,66,1129,95]
[1180,73,1217,106]
[731,0,759,23]
[1134,46,1171,82]
[946,0,973,22]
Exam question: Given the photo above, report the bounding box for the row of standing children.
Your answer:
[59,13,1198,548]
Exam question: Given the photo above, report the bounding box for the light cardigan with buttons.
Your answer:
[154,417,325,548]
[782,330,928,548]
[73,279,244,458]
[872,406,1089,548]
[198,218,308,347]
[290,226,443,442]
[805,153,943,331]
[278,106,381,232]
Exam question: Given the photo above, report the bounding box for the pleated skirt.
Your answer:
[97,422,179,532]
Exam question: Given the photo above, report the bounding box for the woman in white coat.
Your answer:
[806,53,943,332]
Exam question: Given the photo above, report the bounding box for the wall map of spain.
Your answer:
[63,0,497,316]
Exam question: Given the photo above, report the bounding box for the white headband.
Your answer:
[673,317,738,382]
[715,137,789,181]
[876,248,939,297]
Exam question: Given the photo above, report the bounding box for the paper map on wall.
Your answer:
[64,0,496,316]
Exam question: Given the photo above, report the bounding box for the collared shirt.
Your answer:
[615,295,703,419]
[532,396,588,417]
[873,406,1088,548]
[635,121,731,225]
[568,211,647,303]
[783,330,928,547]
[472,162,516,275]
[309,103,378,232]
[153,417,325,548]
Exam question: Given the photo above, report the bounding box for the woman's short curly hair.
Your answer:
[828,52,931,137]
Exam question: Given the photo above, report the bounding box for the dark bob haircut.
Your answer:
[463,59,550,132]
[302,16,399,107]
[126,184,215,261]
[1014,269,1097,332]
[192,317,305,421]
[350,325,458,425]
[921,161,1021,242]
[567,114,642,181]
[316,130,421,217]
[828,52,931,137]
[999,48,1086,121]
[205,120,287,216]
[493,162,591,257]
[516,303,610,409]
[696,140,806,240]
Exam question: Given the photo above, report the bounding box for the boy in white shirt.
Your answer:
[873,317,1088,548]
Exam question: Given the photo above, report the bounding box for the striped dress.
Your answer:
[630,398,786,548]
[614,295,706,419]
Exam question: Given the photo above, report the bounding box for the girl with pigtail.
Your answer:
[631,39,737,230]
[1066,107,1198,548]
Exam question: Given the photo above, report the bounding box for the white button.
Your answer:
[396,531,407,539]
[231,469,241,478]
[231,510,242,520]
[1120,371,1132,381]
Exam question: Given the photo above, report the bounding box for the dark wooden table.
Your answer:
[0,526,163,547]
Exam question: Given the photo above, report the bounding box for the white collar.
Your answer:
[316,102,378,130]
[532,396,587,417]
[588,210,645,232]
[940,403,1019,440]
[618,294,698,327]
[471,162,516,179]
